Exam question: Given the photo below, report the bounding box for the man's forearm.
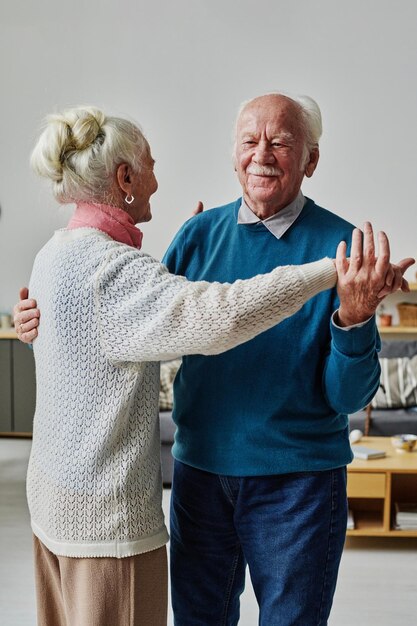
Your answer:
[322,316,381,415]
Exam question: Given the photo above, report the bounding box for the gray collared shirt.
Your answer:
[237,191,305,240]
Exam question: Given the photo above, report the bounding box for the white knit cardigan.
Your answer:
[27,228,336,558]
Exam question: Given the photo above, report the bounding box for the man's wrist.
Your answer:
[335,307,375,328]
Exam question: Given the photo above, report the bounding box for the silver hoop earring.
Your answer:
[125,194,135,205]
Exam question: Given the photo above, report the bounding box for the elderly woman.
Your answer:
[16,105,408,626]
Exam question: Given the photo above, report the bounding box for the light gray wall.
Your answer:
[1,0,416,313]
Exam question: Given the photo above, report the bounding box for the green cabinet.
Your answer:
[0,339,36,434]
[13,342,36,432]
[0,341,12,431]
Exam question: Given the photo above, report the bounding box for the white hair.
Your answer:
[30,106,148,205]
[232,92,322,167]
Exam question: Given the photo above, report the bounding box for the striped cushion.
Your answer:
[372,356,417,409]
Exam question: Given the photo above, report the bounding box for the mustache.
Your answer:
[246,164,281,176]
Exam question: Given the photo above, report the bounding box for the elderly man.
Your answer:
[15,93,413,626]
[161,93,412,626]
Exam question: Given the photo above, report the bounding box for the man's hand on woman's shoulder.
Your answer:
[13,287,39,343]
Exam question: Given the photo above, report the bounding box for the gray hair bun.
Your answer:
[31,107,106,183]
[30,105,147,205]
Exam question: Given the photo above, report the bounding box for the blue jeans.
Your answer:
[170,461,347,626]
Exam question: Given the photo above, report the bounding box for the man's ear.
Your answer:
[304,147,319,178]
[116,163,133,194]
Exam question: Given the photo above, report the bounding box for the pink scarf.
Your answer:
[67,201,143,249]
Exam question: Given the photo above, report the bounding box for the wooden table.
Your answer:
[347,436,417,537]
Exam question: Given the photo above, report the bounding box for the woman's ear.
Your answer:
[116,163,132,194]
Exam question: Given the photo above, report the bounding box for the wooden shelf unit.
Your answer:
[379,326,417,337]
[347,437,417,537]
[377,282,417,337]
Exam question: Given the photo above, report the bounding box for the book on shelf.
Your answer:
[347,509,355,530]
[351,445,386,460]
[394,502,417,530]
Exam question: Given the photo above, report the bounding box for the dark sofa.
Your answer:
[160,410,175,486]
[348,339,417,436]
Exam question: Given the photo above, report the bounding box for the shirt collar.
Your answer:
[237,191,306,240]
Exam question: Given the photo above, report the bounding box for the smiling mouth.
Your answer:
[247,169,280,178]
[248,174,278,182]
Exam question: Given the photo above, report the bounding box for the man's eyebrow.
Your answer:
[240,132,257,140]
[271,132,295,143]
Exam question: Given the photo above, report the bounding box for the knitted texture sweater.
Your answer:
[163,197,381,476]
[27,227,335,558]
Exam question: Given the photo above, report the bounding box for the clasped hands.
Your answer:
[335,222,414,327]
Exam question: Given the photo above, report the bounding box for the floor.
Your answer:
[1,439,417,625]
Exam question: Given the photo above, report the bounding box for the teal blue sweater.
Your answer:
[163,198,381,475]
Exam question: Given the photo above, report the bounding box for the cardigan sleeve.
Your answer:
[95,248,336,363]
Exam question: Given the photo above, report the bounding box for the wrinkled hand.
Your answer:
[376,260,413,299]
[13,287,40,343]
[191,201,204,216]
[336,222,415,327]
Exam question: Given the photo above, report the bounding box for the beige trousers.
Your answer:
[33,535,168,626]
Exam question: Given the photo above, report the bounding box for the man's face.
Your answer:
[234,95,318,219]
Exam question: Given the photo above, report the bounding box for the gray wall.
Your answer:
[1,0,416,312]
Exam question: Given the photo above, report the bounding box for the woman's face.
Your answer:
[130,147,158,224]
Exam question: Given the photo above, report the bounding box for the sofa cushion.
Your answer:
[348,340,417,437]
[372,355,417,409]
[159,359,181,410]
[160,411,176,443]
